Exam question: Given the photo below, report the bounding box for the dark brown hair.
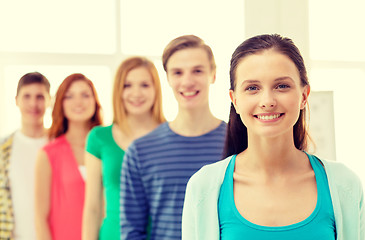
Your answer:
[224,34,310,158]
[16,72,50,96]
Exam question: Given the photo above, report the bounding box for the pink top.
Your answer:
[42,135,85,240]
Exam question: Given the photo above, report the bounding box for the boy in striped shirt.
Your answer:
[120,35,227,240]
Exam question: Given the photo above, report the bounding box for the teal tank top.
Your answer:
[218,153,336,239]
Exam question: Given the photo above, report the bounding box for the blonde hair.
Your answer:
[112,57,165,134]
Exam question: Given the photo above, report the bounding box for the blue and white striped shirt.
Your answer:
[120,121,227,240]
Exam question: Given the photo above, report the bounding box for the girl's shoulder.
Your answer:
[319,158,363,196]
[187,156,232,194]
[86,125,113,143]
[42,135,70,159]
[44,135,66,148]
[321,158,361,181]
[89,124,111,136]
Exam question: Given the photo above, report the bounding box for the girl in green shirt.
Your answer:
[82,57,165,240]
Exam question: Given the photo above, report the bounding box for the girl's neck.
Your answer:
[112,113,160,150]
[65,121,90,144]
[126,113,159,139]
[237,133,308,177]
[169,106,221,137]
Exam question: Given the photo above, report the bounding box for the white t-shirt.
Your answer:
[8,130,47,240]
[79,165,87,180]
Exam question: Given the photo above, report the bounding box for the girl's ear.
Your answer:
[300,85,310,109]
[229,90,238,113]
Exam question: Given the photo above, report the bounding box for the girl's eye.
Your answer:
[64,95,72,99]
[246,85,259,91]
[124,84,131,88]
[276,84,290,90]
[193,69,203,74]
[142,83,150,88]
[82,93,91,98]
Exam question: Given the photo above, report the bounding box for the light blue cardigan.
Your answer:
[182,156,364,240]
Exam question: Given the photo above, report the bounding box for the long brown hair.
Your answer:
[224,34,310,158]
[113,57,165,134]
[48,73,103,139]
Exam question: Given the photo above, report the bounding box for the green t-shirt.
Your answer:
[86,124,125,240]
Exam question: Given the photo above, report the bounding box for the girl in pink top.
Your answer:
[35,74,103,240]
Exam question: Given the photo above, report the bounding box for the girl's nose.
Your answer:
[259,91,276,108]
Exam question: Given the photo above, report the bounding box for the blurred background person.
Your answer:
[0,72,50,240]
[82,57,165,240]
[34,73,102,240]
[120,35,227,240]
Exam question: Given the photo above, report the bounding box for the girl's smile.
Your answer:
[230,49,309,139]
[254,113,285,122]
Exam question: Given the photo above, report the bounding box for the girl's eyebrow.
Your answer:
[274,76,295,82]
[240,76,294,87]
[239,79,259,88]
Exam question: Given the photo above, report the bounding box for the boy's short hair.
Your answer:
[16,72,50,96]
[162,35,216,72]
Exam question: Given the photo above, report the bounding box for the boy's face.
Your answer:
[16,83,50,126]
[166,47,216,111]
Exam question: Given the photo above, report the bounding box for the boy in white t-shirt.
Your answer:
[0,72,51,239]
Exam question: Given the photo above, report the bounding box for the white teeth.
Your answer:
[182,91,197,97]
[257,114,280,120]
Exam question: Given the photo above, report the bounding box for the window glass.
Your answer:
[0,0,116,54]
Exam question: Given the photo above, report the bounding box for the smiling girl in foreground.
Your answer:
[182,34,364,240]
